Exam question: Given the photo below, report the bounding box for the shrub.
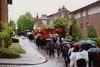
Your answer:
[66,35,72,39]
[0,48,21,58]
[88,25,97,38]
[10,48,26,54]
[12,38,19,43]
[0,33,12,48]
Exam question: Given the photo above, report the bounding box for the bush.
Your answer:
[0,48,21,58]
[12,38,19,43]
[66,35,72,39]
[0,33,12,48]
[10,48,26,54]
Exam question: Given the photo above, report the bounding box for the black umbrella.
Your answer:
[74,40,91,46]
[74,40,92,49]
[87,48,100,53]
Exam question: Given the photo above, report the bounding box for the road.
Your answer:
[0,38,69,67]
[20,48,67,67]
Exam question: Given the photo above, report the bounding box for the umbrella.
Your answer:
[86,40,96,47]
[36,33,42,37]
[46,38,52,40]
[62,41,70,44]
[74,40,91,46]
[69,52,85,61]
[87,48,100,53]
[62,39,71,42]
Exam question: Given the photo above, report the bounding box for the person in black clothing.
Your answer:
[48,40,55,57]
[62,44,69,66]
[36,36,41,49]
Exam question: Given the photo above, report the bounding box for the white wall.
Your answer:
[74,5,100,18]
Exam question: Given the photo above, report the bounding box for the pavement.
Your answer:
[0,36,47,65]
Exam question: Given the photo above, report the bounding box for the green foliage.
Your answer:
[17,12,35,31]
[8,20,16,31]
[65,35,72,39]
[53,18,66,27]
[9,48,26,54]
[53,18,68,30]
[41,25,54,30]
[11,37,19,43]
[53,18,68,37]
[72,17,81,38]
[0,48,21,58]
[0,33,12,48]
[0,22,12,48]
[88,25,97,38]
[8,20,16,37]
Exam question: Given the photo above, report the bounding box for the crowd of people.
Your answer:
[34,35,100,67]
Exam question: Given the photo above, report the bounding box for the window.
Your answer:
[80,11,83,18]
[55,16,57,19]
[86,9,88,15]
[42,20,47,25]
[86,22,89,29]
[38,27,40,29]
[81,23,83,29]
[50,20,53,25]
[99,9,100,13]
[86,9,89,23]
[61,13,64,18]
[68,14,72,18]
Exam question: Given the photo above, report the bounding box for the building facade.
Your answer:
[0,0,12,47]
[47,6,72,25]
[34,14,52,32]
[72,1,100,37]
[34,6,72,32]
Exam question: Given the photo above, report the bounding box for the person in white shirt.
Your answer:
[81,46,89,67]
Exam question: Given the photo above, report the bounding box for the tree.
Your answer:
[53,18,68,38]
[17,12,35,31]
[88,25,97,38]
[53,18,67,27]
[72,17,81,38]
[8,20,16,31]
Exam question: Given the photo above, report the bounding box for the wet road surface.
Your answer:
[20,48,68,67]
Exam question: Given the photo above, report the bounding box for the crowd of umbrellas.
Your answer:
[74,40,100,53]
[34,32,100,67]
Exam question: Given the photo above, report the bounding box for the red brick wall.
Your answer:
[89,13,100,37]
[1,0,8,23]
[0,0,8,47]
[76,13,100,37]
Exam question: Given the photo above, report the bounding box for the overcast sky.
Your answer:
[8,0,97,22]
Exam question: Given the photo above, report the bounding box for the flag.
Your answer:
[49,29,56,34]
[41,28,47,38]
[58,27,63,33]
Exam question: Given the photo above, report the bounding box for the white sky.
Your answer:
[8,0,97,22]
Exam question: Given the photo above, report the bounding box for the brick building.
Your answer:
[72,1,100,37]
[34,1,100,38]
[0,0,12,47]
[34,6,72,32]
[34,14,52,32]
